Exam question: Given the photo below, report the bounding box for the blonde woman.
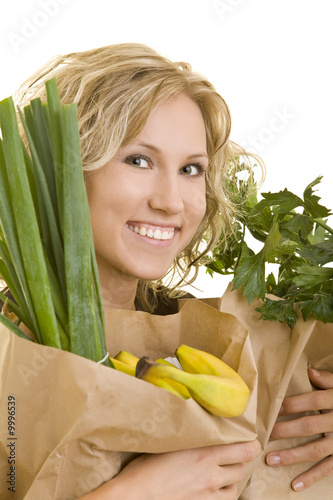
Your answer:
[14,43,333,498]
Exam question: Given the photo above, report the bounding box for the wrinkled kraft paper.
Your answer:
[0,285,332,499]
[219,287,333,499]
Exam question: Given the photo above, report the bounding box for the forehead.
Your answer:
[135,94,207,150]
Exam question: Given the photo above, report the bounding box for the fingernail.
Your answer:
[278,404,284,415]
[309,368,320,377]
[267,454,281,465]
[293,480,304,491]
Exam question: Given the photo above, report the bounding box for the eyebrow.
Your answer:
[134,141,209,160]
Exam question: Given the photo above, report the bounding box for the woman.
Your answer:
[15,43,333,497]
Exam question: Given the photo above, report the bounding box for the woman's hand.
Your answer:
[79,439,261,500]
[266,368,333,492]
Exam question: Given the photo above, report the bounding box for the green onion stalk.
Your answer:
[0,78,111,367]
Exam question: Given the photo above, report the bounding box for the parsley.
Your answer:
[205,161,333,328]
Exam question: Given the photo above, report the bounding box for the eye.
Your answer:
[179,163,206,177]
[125,154,150,169]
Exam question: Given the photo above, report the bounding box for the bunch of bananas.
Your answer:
[110,345,250,418]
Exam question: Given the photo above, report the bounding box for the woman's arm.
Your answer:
[267,368,333,492]
[79,439,261,500]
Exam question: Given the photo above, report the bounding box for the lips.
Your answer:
[125,222,176,241]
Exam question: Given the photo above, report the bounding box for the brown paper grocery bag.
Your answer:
[218,285,333,498]
[1,284,333,499]
[0,297,257,500]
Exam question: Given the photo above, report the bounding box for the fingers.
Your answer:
[270,411,333,440]
[308,368,333,390]
[266,435,333,466]
[276,369,333,417]
[265,370,333,493]
[208,439,261,466]
[218,483,238,499]
[218,463,246,488]
[193,441,260,497]
[290,454,333,492]
[279,388,333,416]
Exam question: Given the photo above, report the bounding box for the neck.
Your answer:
[98,272,138,311]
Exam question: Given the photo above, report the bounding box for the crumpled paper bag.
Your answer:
[1,284,333,499]
[218,285,333,498]
[0,295,257,499]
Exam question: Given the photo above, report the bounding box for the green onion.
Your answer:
[0,78,111,367]
[62,103,104,361]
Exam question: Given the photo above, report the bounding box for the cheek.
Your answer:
[87,174,133,224]
[185,185,207,225]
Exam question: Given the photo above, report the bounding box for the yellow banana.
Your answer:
[147,377,188,399]
[176,344,240,380]
[136,357,249,417]
[155,358,192,399]
[114,350,139,369]
[155,357,176,367]
[136,358,188,399]
[110,357,136,376]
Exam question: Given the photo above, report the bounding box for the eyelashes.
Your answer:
[124,154,207,178]
[179,163,207,177]
[125,154,150,169]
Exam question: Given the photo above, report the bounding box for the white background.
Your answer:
[1,0,332,297]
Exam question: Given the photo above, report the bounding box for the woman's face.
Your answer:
[86,93,208,284]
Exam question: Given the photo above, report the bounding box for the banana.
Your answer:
[156,357,182,369]
[155,357,177,367]
[136,357,189,399]
[110,357,136,376]
[155,358,192,399]
[147,377,188,399]
[136,357,249,417]
[114,350,139,369]
[176,344,240,380]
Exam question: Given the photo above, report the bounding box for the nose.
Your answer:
[148,171,184,215]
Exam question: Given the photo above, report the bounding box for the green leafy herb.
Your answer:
[206,161,333,328]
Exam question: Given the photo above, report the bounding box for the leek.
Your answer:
[0,78,111,367]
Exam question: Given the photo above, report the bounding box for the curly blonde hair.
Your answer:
[15,43,264,311]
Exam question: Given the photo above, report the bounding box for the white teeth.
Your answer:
[127,224,175,240]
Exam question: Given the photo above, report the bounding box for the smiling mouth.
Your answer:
[125,222,176,241]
